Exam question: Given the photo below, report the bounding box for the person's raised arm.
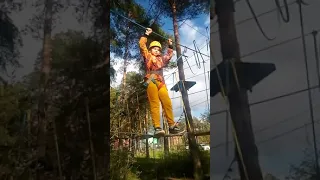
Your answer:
[139,28,152,59]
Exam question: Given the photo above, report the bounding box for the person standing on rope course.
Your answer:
[139,27,184,137]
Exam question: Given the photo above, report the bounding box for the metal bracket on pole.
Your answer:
[170,80,196,92]
[210,61,276,97]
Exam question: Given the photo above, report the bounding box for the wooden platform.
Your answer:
[111,131,210,139]
[139,131,210,139]
[210,60,276,97]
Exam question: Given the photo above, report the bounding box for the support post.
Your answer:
[145,106,150,158]
[163,113,169,157]
[171,0,203,179]
[214,0,263,179]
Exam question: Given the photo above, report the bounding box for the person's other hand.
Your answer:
[145,28,152,35]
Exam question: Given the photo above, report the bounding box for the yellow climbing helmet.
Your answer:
[149,41,162,50]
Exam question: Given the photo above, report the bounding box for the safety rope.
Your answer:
[194,41,210,112]
[193,41,202,69]
[110,9,209,58]
[210,46,249,180]
[163,41,210,80]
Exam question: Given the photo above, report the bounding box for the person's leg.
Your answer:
[158,84,183,134]
[158,85,175,126]
[147,81,164,135]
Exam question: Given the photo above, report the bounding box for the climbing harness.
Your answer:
[144,69,166,90]
[143,74,157,87]
[144,75,165,91]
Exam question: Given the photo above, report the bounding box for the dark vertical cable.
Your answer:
[311,31,320,91]
[226,111,229,157]
[222,157,236,180]
[297,0,320,178]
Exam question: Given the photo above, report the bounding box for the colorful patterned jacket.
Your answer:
[139,35,174,84]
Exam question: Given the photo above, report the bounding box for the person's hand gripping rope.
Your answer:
[145,28,173,46]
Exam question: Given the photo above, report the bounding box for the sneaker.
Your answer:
[169,125,184,134]
[154,127,165,137]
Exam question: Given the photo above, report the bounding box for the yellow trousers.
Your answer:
[147,80,175,128]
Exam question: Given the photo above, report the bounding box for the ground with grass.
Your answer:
[131,150,210,180]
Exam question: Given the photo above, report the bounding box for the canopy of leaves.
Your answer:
[1,29,109,179]
[286,149,319,180]
[178,115,210,144]
[150,0,209,21]
[1,0,112,178]
[45,30,108,179]
[110,0,170,61]
[0,84,32,178]
[110,71,149,136]
[0,10,22,73]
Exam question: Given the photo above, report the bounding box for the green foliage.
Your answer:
[15,29,108,179]
[0,84,32,179]
[150,0,209,21]
[42,30,108,179]
[110,71,149,136]
[110,150,137,180]
[0,10,22,72]
[22,0,71,40]
[0,0,110,179]
[177,115,210,144]
[110,0,170,64]
[286,149,319,180]
[132,150,210,179]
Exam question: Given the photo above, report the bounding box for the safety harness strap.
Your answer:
[144,73,165,90]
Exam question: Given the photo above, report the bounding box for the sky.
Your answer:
[111,0,211,122]
[210,0,320,179]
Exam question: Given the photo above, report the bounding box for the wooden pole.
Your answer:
[85,97,97,180]
[163,111,169,156]
[214,0,263,179]
[170,0,203,179]
[145,104,150,158]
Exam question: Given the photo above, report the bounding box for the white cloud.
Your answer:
[179,20,198,45]
[204,16,210,27]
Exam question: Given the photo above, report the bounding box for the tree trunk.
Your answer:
[129,113,135,156]
[121,31,130,90]
[85,97,97,180]
[37,0,53,170]
[84,97,97,180]
[136,137,139,154]
[145,107,150,158]
[53,118,63,179]
[170,1,203,179]
[163,113,169,157]
[120,9,132,101]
